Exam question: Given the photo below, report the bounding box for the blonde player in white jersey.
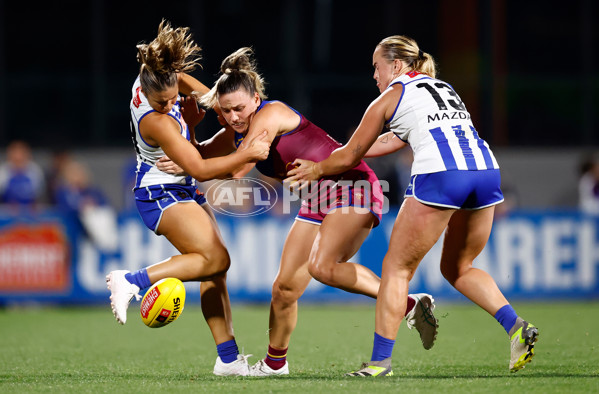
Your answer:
[106,20,270,376]
[286,35,538,376]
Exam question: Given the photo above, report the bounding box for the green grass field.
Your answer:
[1,301,598,393]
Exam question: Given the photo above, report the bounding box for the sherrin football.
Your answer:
[140,278,185,328]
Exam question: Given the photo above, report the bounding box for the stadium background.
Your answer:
[0,0,598,305]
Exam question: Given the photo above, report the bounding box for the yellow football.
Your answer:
[140,278,185,328]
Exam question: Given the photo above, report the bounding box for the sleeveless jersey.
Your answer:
[234,100,375,181]
[129,76,194,189]
[386,72,499,175]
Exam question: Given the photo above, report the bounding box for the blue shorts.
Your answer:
[134,184,207,233]
[405,170,504,209]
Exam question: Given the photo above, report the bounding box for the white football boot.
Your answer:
[405,293,439,350]
[249,359,289,376]
[213,354,251,376]
[106,270,141,325]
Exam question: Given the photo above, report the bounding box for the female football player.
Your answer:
[106,20,270,376]
[160,47,439,376]
[286,35,539,376]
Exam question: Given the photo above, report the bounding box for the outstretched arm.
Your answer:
[285,86,402,186]
[286,85,404,185]
[178,73,210,96]
[157,126,240,176]
[365,131,407,158]
[143,114,270,182]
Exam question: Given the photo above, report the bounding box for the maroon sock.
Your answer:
[405,296,416,316]
[264,345,287,370]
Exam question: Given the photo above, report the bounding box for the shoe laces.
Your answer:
[238,346,252,361]
[127,281,141,301]
[238,353,252,363]
[407,298,435,329]
[252,358,271,372]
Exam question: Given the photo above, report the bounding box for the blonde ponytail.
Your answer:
[377,35,437,78]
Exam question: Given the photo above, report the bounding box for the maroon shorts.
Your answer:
[296,168,384,227]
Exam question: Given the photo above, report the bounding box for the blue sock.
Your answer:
[125,269,152,290]
[371,332,395,361]
[217,339,239,364]
[495,304,518,334]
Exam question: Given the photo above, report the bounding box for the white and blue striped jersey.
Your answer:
[386,72,499,175]
[129,76,194,189]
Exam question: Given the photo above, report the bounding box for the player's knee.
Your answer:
[209,247,231,276]
[397,266,416,282]
[271,280,301,306]
[440,262,454,283]
[191,247,230,278]
[308,260,336,286]
[440,260,469,286]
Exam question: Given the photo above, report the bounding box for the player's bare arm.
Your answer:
[157,126,252,176]
[143,115,269,182]
[364,131,407,158]
[286,84,403,184]
[244,102,299,143]
[180,96,206,148]
[197,127,238,158]
[178,72,210,96]
[200,126,256,177]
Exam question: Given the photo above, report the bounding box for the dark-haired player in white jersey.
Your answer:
[105,20,270,376]
[287,35,538,376]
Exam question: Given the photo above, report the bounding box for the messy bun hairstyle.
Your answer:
[136,19,202,94]
[200,47,266,108]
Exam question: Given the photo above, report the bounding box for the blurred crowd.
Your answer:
[0,140,118,251]
[0,140,109,212]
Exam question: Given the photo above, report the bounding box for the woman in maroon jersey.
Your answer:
[159,47,438,376]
